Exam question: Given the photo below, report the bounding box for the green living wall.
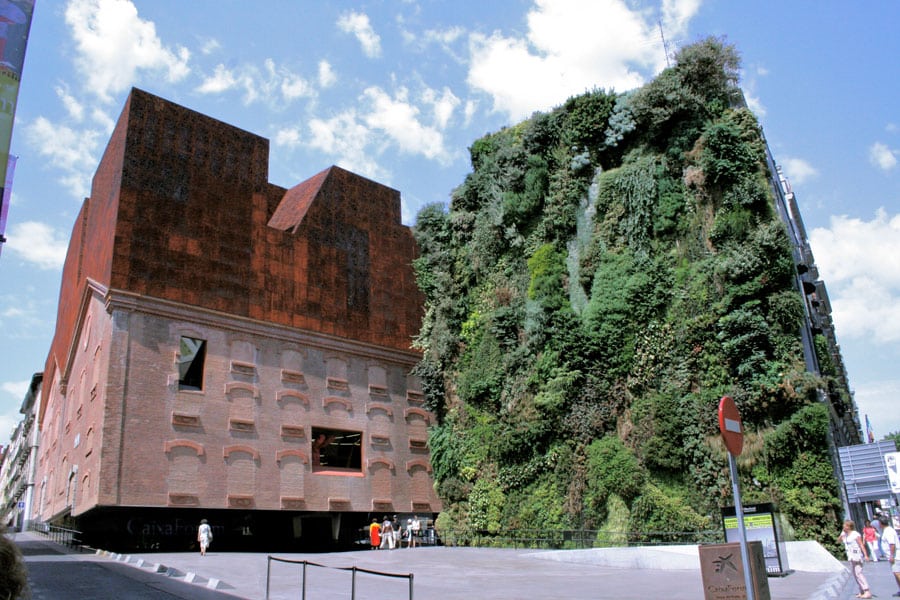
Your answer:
[413,38,843,550]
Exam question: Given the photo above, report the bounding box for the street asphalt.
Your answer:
[13,530,900,599]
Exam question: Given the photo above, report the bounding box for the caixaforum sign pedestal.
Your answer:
[699,541,770,600]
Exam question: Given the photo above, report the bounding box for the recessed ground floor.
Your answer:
[58,506,436,553]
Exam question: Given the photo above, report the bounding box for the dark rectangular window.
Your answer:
[178,337,206,391]
[311,427,362,472]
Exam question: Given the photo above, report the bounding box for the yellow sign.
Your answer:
[724,514,772,530]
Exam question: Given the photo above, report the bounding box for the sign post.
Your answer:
[719,395,754,600]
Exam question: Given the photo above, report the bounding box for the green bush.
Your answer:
[468,476,506,533]
[527,243,569,310]
[597,493,631,545]
[700,120,759,188]
[584,436,646,525]
[631,392,687,472]
[628,483,711,542]
[562,88,617,158]
[672,36,741,114]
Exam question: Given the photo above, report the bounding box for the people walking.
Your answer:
[879,515,900,597]
[839,519,871,598]
[864,520,880,562]
[197,519,212,556]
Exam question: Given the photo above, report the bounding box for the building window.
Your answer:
[83,314,92,350]
[178,337,207,391]
[311,427,362,472]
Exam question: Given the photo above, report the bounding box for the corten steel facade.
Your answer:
[34,88,441,551]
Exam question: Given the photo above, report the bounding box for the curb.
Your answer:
[95,548,228,592]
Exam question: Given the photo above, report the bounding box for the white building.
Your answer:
[0,373,41,530]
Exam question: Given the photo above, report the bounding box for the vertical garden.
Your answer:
[412,38,847,550]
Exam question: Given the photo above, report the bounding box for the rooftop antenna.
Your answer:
[658,19,672,68]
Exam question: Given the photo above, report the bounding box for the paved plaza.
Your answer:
[15,530,900,599]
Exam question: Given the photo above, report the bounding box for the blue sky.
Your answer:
[1,0,898,443]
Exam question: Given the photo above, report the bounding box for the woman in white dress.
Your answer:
[197,518,212,556]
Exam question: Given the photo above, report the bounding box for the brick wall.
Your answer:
[36,88,439,522]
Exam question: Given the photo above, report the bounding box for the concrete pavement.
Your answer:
[841,558,900,599]
[12,530,873,599]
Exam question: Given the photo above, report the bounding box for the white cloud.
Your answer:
[780,157,818,185]
[91,107,117,134]
[362,86,451,163]
[56,85,84,121]
[662,0,702,38]
[64,0,190,103]
[854,379,900,437]
[428,27,467,64]
[809,209,900,343]
[464,100,478,126]
[0,414,20,441]
[1,380,30,403]
[5,221,70,270]
[467,0,673,120]
[0,292,53,343]
[337,11,381,58]
[869,142,898,171]
[196,63,238,94]
[25,116,101,198]
[197,59,316,106]
[423,26,465,46]
[318,60,337,88]
[200,37,221,55]
[739,64,767,117]
[743,92,766,118]
[307,110,385,180]
[274,127,301,148]
[407,26,466,62]
[421,86,460,130]
[281,73,315,100]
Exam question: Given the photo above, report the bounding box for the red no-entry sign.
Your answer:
[718,395,744,456]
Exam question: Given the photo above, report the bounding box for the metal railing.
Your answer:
[28,521,84,550]
[437,528,725,549]
[265,555,414,600]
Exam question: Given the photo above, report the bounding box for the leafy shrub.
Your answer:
[468,475,506,533]
[603,91,636,150]
[456,310,506,408]
[672,36,741,114]
[584,436,646,524]
[773,451,841,551]
[628,483,711,542]
[527,243,569,310]
[716,302,772,378]
[631,392,687,472]
[562,88,617,158]
[700,120,759,188]
[764,403,831,468]
[428,423,463,484]
[413,358,447,418]
[503,474,569,532]
[596,493,631,545]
